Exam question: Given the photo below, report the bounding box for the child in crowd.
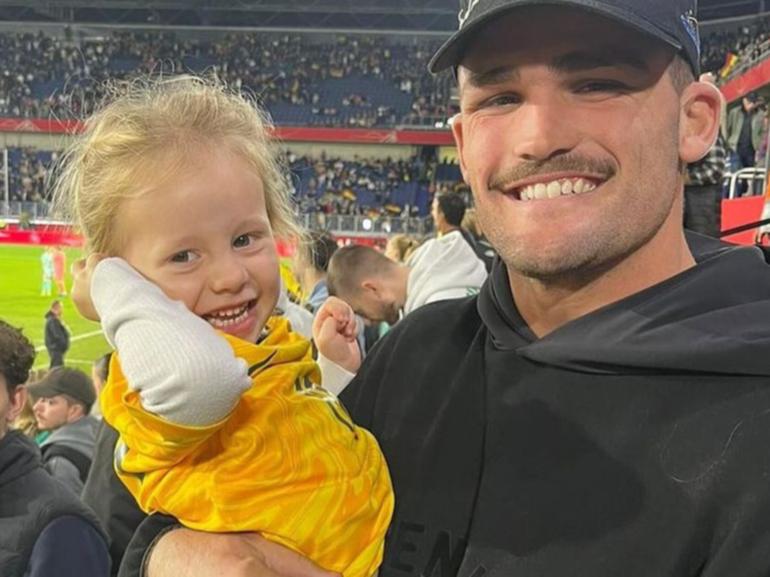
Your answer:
[55,75,392,577]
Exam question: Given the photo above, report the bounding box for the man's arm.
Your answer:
[118,516,338,577]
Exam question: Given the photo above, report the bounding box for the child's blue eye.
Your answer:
[233,234,253,248]
[170,250,193,263]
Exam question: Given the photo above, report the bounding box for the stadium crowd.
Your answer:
[0,30,454,126]
[1,18,769,126]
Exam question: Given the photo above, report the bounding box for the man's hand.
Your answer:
[312,297,362,374]
[146,529,340,577]
[70,254,105,322]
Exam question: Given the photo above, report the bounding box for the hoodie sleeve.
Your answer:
[91,258,251,427]
[27,516,110,577]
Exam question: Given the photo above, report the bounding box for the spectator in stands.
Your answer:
[726,93,764,172]
[0,320,109,577]
[685,73,728,237]
[29,367,98,495]
[43,299,69,368]
[326,237,486,327]
[293,231,339,313]
[90,353,111,419]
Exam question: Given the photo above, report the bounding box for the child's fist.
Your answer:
[312,297,361,374]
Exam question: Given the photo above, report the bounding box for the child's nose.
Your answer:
[210,255,249,293]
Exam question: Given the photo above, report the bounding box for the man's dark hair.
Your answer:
[436,192,467,227]
[327,245,396,298]
[306,231,339,273]
[669,54,695,94]
[0,320,35,393]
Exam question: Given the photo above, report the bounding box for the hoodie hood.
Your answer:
[0,430,41,487]
[39,415,98,458]
[405,230,488,315]
[478,234,770,376]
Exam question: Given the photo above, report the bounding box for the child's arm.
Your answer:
[91,257,251,427]
[313,297,361,396]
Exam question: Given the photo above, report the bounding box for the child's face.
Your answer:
[115,149,280,343]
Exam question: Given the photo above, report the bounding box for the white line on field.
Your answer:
[34,329,103,352]
[33,358,97,370]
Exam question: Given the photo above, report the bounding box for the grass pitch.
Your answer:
[0,244,110,371]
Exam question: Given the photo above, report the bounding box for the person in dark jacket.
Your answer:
[44,300,69,368]
[77,2,770,576]
[0,320,109,577]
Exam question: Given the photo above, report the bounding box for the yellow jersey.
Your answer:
[101,317,393,577]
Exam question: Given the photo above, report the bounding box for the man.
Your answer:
[30,367,99,495]
[326,240,486,325]
[40,247,54,297]
[726,93,764,171]
[0,320,109,576]
[432,190,494,270]
[44,299,69,368]
[90,1,770,576]
[685,74,727,237]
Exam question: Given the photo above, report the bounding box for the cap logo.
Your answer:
[458,0,482,29]
[681,9,701,56]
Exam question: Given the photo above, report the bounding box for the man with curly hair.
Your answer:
[0,320,109,577]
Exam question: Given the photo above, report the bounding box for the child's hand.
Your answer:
[71,254,105,321]
[313,297,361,374]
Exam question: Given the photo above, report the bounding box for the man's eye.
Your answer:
[576,81,627,93]
[170,250,194,263]
[484,94,520,107]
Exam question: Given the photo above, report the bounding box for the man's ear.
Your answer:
[7,386,27,424]
[450,109,471,185]
[679,81,723,164]
[361,279,380,297]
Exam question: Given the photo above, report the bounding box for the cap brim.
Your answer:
[429,0,683,73]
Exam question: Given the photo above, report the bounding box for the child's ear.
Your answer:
[679,81,723,164]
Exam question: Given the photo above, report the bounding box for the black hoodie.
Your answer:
[341,234,770,577]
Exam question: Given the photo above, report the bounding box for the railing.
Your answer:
[724,37,770,81]
[724,167,767,199]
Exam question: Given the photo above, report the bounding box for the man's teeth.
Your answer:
[517,178,598,201]
[206,304,249,328]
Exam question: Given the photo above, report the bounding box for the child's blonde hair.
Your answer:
[53,74,301,255]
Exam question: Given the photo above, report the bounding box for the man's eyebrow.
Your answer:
[464,50,649,89]
[550,50,650,74]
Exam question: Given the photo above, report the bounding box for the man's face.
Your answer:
[453,7,687,282]
[52,303,62,317]
[33,395,78,431]
[343,282,401,325]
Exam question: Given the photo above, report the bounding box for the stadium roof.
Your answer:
[0,0,766,29]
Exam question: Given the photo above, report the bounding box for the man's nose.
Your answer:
[510,100,577,162]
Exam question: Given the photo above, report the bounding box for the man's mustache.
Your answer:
[489,156,617,191]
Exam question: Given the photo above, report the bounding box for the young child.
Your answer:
[55,75,393,577]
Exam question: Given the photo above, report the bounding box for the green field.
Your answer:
[0,244,110,371]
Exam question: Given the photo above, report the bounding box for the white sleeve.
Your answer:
[91,257,251,427]
[317,353,356,397]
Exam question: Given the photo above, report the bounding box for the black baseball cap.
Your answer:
[28,367,96,409]
[429,0,701,76]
